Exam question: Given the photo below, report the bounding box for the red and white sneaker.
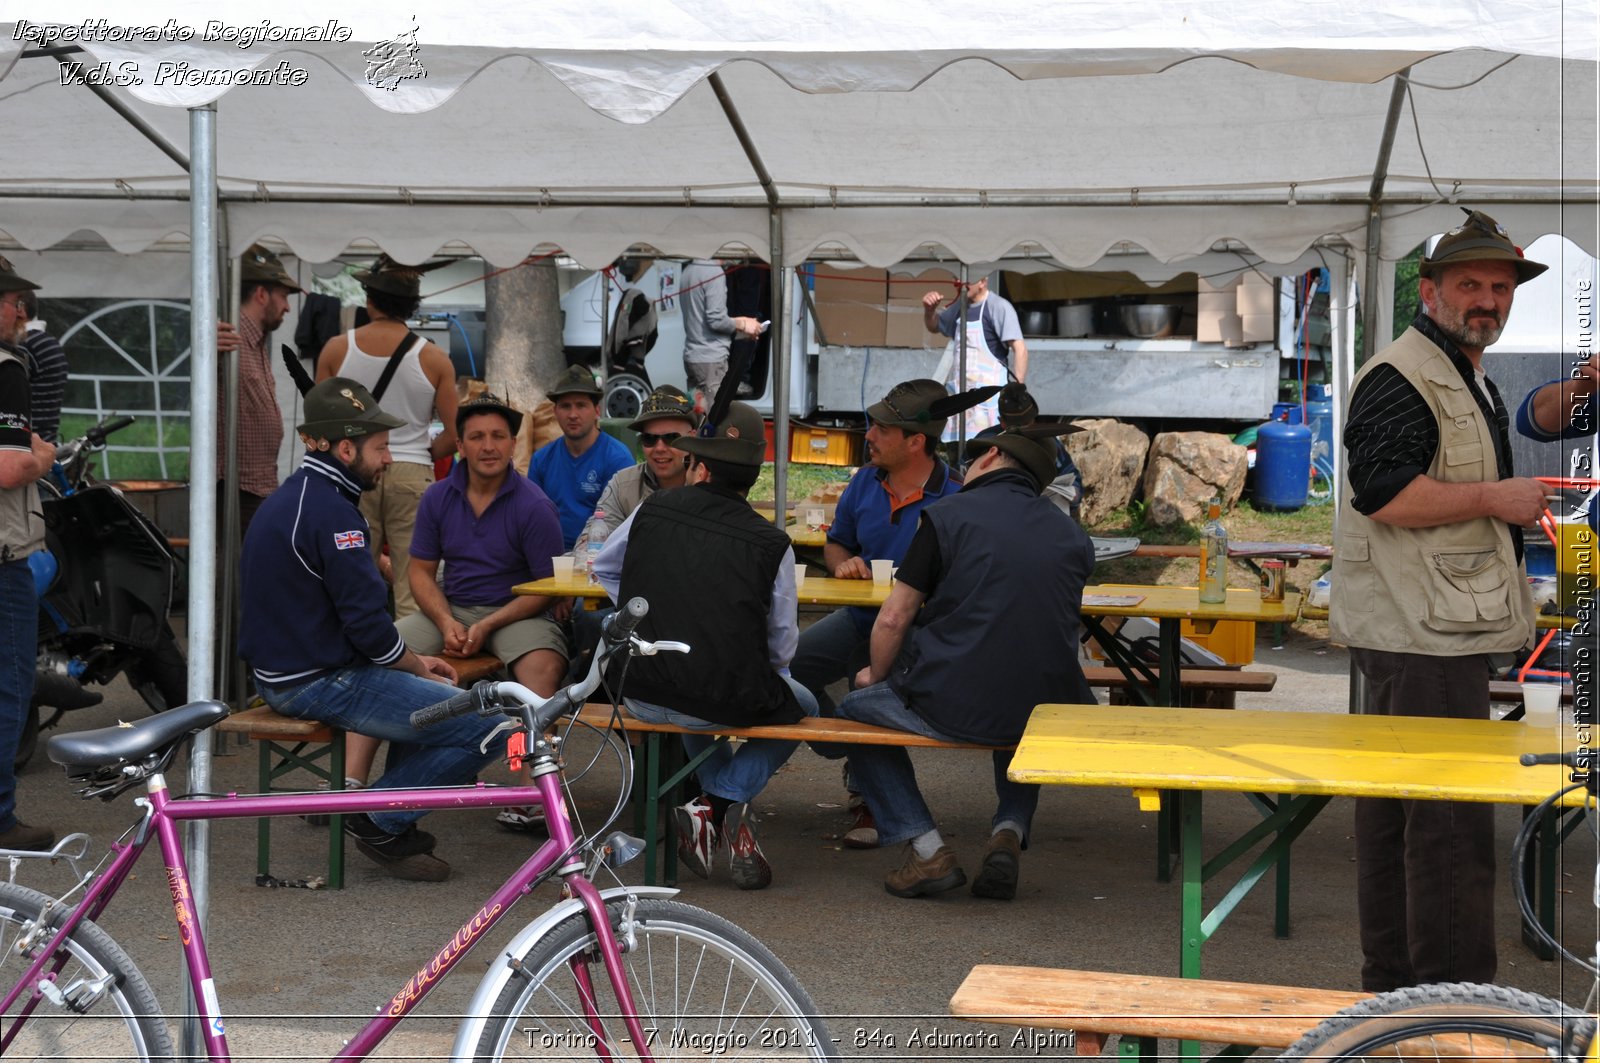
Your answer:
[723,803,772,891]
[842,798,880,849]
[674,797,718,879]
[495,805,547,833]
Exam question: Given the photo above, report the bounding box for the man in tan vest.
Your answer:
[1331,209,1549,992]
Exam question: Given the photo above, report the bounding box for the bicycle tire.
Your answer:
[474,896,838,1062]
[1277,981,1592,1060]
[0,881,174,1062]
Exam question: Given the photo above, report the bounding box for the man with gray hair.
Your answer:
[1331,208,1549,990]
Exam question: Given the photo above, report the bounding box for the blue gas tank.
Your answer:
[1255,419,1312,511]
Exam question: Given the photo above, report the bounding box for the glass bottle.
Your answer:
[1198,498,1228,604]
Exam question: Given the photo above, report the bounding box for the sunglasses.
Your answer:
[638,431,683,448]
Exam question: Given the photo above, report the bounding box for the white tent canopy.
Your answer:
[2,2,1595,272]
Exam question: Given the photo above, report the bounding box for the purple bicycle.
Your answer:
[1,598,838,1062]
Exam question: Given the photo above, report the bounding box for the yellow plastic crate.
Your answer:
[1179,618,1256,665]
[791,426,863,467]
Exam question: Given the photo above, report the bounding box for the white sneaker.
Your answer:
[674,797,718,879]
[495,805,547,833]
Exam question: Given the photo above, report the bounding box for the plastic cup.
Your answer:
[1521,682,1562,728]
[871,559,893,585]
[794,562,807,586]
[550,555,575,581]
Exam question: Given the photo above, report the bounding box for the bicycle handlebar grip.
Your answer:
[410,685,481,729]
[604,597,648,642]
[1519,751,1573,767]
[88,415,136,445]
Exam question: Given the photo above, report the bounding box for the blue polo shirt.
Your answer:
[411,462,564,606]
[527,432,635,549]
[827,458,961,626]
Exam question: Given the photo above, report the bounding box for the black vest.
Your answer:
[888,470,1096,744]
[618,483,802,725]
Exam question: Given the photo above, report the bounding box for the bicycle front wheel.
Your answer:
[476,896,838,1061]
[0,881,174,1061]
[1278,982,1593,1060]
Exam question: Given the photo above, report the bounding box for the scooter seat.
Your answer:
[47,701,230,771]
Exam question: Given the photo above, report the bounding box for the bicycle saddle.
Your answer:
[47,700,230,771]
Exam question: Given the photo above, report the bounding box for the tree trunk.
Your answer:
[484,257,562,409]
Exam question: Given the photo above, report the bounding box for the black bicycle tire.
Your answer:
[127,624,189,714]
[1277,981,1592,1060]
[0,881,174,1062]
[474,896,839,1062]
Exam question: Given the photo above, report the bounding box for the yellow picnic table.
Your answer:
[514,575,1294,706]
[1010,702,1587,978]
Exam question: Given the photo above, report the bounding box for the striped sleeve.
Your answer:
[1343,364,1437,515]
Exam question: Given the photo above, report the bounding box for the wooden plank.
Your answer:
[216,706,332,741]
[569,705,1009,750]
[1080,666,1275,692]
[951,965,1365,1048]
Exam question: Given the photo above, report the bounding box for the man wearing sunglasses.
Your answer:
[574,385,699,559]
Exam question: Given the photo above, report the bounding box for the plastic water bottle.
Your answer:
[585,511,608,584]
[1198,498,1229,604]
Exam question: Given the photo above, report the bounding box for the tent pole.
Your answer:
[771,210,790,525]
[1360,70,1410,366]
[957,265,969,455]
[182,101,220,1062]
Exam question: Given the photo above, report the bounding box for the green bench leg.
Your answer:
[255,732,346,889]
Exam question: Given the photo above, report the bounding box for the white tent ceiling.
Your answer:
[1,1,1595,271]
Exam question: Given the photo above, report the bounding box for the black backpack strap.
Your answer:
[371,330,421,402]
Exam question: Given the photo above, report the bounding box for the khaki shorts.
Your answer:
[396,603,569,667]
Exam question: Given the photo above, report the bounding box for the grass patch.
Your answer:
[753,462,855,503]
[57,413,190,481]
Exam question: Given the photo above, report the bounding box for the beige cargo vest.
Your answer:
[1329,327,1534,655]
[0,347,44,562]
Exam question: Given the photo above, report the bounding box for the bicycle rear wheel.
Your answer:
[1278,982,1592,1060]
[475,896,837,1061]
[0,882,173,1061]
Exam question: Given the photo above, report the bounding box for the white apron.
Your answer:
[939,301,1009,442]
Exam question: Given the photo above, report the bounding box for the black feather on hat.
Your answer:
[353,254,454,298]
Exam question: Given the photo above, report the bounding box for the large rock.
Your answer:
[1142,431,1248,525]
[1064,418,1150,525]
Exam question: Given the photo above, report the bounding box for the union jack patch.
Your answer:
[334,529,366,550]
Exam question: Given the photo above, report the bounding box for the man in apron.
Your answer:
[921,275,1028,441]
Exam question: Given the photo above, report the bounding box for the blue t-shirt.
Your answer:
[827,459,961,627]
[527,432,635,549]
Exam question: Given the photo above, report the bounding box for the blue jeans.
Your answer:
[790,607,872,716]
[0,560,37,833]
[836,681,1040,847]
[625,677,820,803]
[262,666,502,835]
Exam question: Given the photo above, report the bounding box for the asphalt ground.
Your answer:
[6,620,1596,1061]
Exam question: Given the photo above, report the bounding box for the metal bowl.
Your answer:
[1119,303,1184,339]
[1056,301,1094,338]
[1019,309,1055,336]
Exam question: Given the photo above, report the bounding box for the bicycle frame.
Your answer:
[2,756,663,1063]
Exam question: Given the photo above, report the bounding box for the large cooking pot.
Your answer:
[1056,301,1093,338]
[1019,308,1055,336]
[1120,303,1184,339]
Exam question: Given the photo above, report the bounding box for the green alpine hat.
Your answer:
[674,401,766,468]
[352,253,451,298]
[297,376,405,442]
[240,244,304,293]
[0,254,40,294]
[455,392,524,437]
[626,385,699,432]
[865,379,949,438]
[547,364,603,400]
[1421,208,1548,285]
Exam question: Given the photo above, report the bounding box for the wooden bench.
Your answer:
[217,654,505,889]
[1082,665,1276,709]
[950,965,1366,1058]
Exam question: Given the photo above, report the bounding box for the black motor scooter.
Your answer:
[17,415,187,768]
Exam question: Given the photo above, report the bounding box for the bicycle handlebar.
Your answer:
[86,415,136,446]
[409,597,682,732]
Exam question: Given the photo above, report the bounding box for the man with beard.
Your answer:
[240,378,502,882]
[1330,208,1549,991]
[217,244,303,537]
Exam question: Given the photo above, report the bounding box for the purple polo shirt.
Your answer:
[410,462,563,606]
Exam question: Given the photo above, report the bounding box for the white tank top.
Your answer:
[335,328,435,464]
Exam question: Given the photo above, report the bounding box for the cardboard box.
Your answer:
[1240,313,1275,343]
[884,299,940,348]
[1236,274,1276,317]
[814,301,886,347]
[888,267,957,303]
[813,266,887,305]
[1195,276,1239,344]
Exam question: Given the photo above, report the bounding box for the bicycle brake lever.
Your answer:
[635,639,691,657]
[478,719,519,755]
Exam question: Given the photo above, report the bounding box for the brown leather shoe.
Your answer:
[0,821,55,852]
[971,829,1022,900]
[884,844,965,898]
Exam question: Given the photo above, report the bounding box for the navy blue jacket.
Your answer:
[240,452,405,689]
